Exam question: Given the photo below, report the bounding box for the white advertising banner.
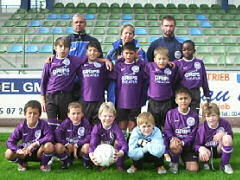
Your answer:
[0,71,240,119]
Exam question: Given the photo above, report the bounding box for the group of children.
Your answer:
[5,35,234,174]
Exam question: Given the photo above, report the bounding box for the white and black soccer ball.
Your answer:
[94,144,115,167]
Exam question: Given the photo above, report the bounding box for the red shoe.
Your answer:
[18,162,27,172]
[40,165,51,172]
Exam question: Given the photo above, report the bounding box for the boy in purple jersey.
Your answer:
[194,103,233,174]
[145,47,178,164]
[55,102,92,169]
[174,40,210,114]
[164,87,199,173]
[127,112,166,174]
[77,41,108,125]
[89,102,128,172]
[5,100,54,172]
[41,37,87,131]
[109,42,146,138]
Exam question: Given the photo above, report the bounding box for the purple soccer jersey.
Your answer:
[174,58,210,97]
[164,107,199,146]
[41,55,86,96]
[77,61,107,102]
[194,118,233,152]
[109,60,146,109]
[6,119,53,152]
[89,122,128,153]
[55,117,92,147]
[145,62,178,101]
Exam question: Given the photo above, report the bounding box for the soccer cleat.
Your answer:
[61,161,72,169]
[82,161,92,169]
[169,163,178,174]
[221,164,233,174]
[40,165,51,172]
[18,162,27,172]
[127,165,137,174]
[203,163,210,170]
[48,156,57,166]
[157,166,167,174]
[164,154,171,162]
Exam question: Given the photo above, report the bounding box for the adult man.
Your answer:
[147,15,182,62]
[68,13,103,58]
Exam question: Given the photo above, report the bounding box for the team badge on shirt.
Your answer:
[186,117,195,126]
[94,62,101,68]
[164,68,172,75]
[194,62,201,70]
[131,65,139,74]
[62,58,70,66]
[78,127,85,136]
[217,127,225,133]
[174,51,182,59]
[110,131,114,140]
[35,130,41,139]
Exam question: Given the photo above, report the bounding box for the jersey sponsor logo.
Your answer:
[205,140,218,147]
[121,75,138,84]
[23,133,28,136]
[175,127,191,137]
[82,69,100,77]
[154,75,170,84]
[184,70,200,80]
[35,130,41,139]
[78,127,85,136]
[52,66,70,76]
[186,117,195,126]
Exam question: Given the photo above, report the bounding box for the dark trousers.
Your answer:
[133,153,164,169]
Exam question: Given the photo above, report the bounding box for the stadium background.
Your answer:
[0,0,240,127]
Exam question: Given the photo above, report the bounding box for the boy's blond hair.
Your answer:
[98,102,116,116]
[68,101,83,113]
[137,112,155,126]
[202,102,220,118]
[154,47,169,58]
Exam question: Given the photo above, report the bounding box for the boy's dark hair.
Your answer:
[122,41,136,52]
[183,40,196,51]
[54,36,71,49]
[162,15,176,25]
[175,87,192,99]
[24,100,42,116]
[86,41,101,53]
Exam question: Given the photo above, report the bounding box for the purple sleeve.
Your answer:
[114,124,128,153]
[201,62,210,97]
[164,111,175,142]
[194,124,206,152]
[38,120,54,145]
[108,64,118,80]
[182,115,199,146]
[6,123,23,152]
[77,119,92,147]
[89,124,101,153]
[40,63,50,96]
[55,120,68,145]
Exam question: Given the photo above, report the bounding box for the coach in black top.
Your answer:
[147,15,182,62]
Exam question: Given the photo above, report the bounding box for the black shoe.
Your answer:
[61,161,72,169]
[83,161,92,169]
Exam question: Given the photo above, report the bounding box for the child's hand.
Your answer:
[170,137,183,155]
[199,146,211,162]
[17,148,27,157]
[113,150,124,162]
[137,139,149,147]
[213,132,225,142]
[89,153,99,166]
[73,144,78,159]
[105,59,113,71]
[26,142,38,155]
[41,96,46,112]
[45,55,54,63]
[167,61,176,68]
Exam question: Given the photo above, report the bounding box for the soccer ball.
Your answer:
[94,144,115,167]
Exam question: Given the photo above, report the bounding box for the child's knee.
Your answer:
[5,149,16,160]
[43,142,55,154]
[186,162,198,172]
[222,135,232,146]
[81,143,89,154]
[55,143,65,154]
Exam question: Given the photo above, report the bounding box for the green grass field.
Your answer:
[0,133,239,180]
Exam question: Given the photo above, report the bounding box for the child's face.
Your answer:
[154,54,169,68]
[25,107,40,126]
[54,43,70,58]
[121,26,134,44]
[86,46,100,62]
[175,92,191,112]
[205,112,219,128]
[182,42,195,60]
[139,123,154,136]
[98,110,115,129]
[68,107,84,125]
[123,49,136,63]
